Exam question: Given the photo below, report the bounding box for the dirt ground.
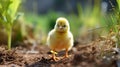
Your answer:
[0,38,118,67]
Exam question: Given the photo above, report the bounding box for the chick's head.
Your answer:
[55,17,70,33]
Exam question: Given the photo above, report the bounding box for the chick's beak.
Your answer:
[59,26,63,29]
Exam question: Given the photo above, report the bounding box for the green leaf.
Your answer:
[9,0,21,21]
[117,0,120,10]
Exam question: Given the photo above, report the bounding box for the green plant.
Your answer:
[0,0,21,50]
[103,0,120,47]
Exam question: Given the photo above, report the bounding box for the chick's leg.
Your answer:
[63,48,71,58]
[51,50,59,61]
[65,49,69,58]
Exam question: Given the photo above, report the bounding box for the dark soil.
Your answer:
[0,40,118,67]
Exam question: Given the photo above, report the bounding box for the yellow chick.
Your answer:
[47,17,74,61]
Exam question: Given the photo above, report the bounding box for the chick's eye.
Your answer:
[63,25,66,27]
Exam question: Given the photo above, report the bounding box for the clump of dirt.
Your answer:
[71,43,117,67]
[0,47,24,66]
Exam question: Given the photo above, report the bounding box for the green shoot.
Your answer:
[0,0,21,50]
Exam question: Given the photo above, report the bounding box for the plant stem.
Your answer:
[8,24,12,50]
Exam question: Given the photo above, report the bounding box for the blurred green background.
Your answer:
[0,0,120,46]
